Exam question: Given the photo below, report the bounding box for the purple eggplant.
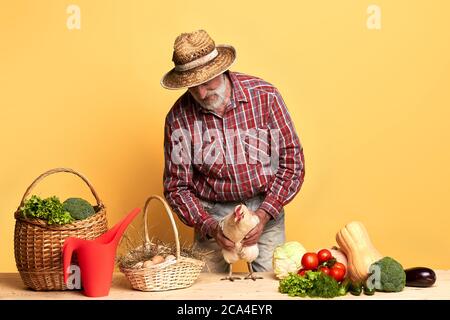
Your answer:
[404,267,436,287]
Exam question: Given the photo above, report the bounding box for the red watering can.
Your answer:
[63,207,141,297]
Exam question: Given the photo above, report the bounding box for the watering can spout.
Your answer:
[63,207,141,297]
[94,207,141,246]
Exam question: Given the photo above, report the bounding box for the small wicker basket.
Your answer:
[14,168,108,291]
[120,195,205,291]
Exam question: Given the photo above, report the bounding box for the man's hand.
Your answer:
[212,224,235,250]
[241,208,271,247]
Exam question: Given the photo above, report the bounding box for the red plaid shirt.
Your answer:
[163,71,305,239]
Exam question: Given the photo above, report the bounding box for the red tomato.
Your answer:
[319,266,330,275]
[301,252,319,270]
[297,269,306,276]
[317,249,333,263]
[333,262,346,273]
[329,267,346,282]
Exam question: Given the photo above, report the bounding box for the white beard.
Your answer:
[196,77,228,112]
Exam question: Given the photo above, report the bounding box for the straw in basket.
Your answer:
[14,168,108,291]
[119,195,205,291]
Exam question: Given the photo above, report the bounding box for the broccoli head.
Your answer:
[63,198,95,220]
[367,256,406,292]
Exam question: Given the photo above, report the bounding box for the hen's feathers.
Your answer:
[220,205,259,242]
[222,244,260,264]
[220,204,260,264]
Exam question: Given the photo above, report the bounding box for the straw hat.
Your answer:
[160,30,236,90]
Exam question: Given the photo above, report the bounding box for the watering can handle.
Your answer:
[143,195,181,260]
[62,238,77,285]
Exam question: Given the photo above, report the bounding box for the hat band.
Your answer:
[174,48,219,72]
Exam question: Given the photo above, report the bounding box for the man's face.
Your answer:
[188,73,227,111]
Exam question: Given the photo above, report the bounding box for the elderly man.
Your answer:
[161,30,305,276]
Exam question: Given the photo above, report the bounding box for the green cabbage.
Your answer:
[272,241,306,279]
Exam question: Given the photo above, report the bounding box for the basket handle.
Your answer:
[143,195,180,260]
[16,167,104,212]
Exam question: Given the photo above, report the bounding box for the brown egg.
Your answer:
[143,260,154,268]
[151,255,165,264]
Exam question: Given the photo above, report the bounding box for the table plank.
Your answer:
[0,271,449,300]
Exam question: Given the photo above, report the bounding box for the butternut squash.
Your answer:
[336,221,383,282]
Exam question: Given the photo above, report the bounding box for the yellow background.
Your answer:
[1,0,450,273]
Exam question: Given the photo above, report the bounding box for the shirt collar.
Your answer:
[227,70,248,103]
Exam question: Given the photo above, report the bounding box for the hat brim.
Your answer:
[160,45,236,90]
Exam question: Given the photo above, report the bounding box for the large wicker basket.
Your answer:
[14,168,108,291]
[120,195,205,291]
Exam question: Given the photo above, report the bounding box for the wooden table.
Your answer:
[0,271,449,300]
